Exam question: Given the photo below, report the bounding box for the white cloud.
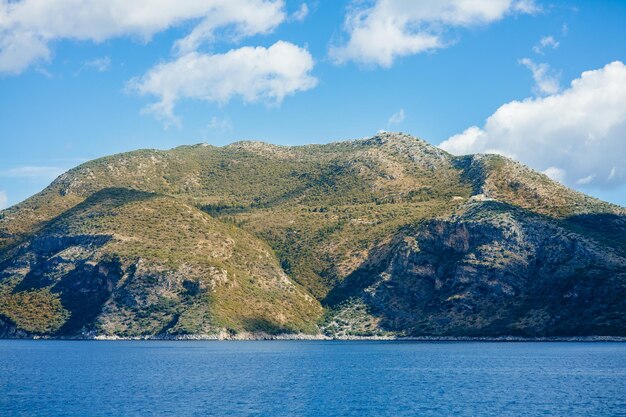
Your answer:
[0,190,7,210]
[330,0,538,67]
[207,116,233,133]
[576,174,595,186]
[0,0,286,74]
[388,108,405,125]
[128,41,317,125]
[443,126,483,155]
[0,166,64,179]
[543,166,566,183]
[292,4,309,22]
[173,0,285,55]
[84,56,111,72]
[532,35,559,54]
[439,61,626,189]
[0,30,50,74]
[520,58,561,96]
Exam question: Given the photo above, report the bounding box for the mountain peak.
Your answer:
[1,134,624,339]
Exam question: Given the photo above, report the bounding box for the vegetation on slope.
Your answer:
[0,132,624,337]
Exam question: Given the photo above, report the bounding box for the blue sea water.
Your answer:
[0,341,625,416]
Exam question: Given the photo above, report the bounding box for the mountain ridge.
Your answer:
[1,132,625,338]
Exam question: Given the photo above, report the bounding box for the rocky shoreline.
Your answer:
[11,333,626,342]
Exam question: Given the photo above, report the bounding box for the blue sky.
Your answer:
[1,0,625,208]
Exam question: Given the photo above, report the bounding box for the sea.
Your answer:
[1,340,624,416]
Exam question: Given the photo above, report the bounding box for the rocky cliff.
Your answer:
[1,133,624,338]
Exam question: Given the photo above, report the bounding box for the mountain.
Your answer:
[1,132,625,339]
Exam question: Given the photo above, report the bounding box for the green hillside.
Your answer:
[1,133,624,338]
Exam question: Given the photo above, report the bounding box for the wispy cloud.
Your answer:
[207,116,233,133]
[388,108,405,125]
[533,36,560,55]
[0,190,7,210]
[519,58,561,96]
[292,3,309,22]
[84,56,111,72]
[0,166,65,180]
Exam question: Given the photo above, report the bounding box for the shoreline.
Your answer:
[6,333,625,342]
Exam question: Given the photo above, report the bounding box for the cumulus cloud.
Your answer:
[388,109,405,125]
[128,41,317,125]
[439,61,626,189]
[0,190,7,210]
[330,0,538,67]
[533,35,559,54]
[519,58,561,96]
[0,0,286,74]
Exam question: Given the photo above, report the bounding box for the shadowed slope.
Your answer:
[0,188,321,337]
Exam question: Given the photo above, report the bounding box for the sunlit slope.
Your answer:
[1,132,624,337]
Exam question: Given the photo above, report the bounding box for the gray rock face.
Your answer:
[0,234,123,335]
[0,316,27,338]
[326,202,626,336]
